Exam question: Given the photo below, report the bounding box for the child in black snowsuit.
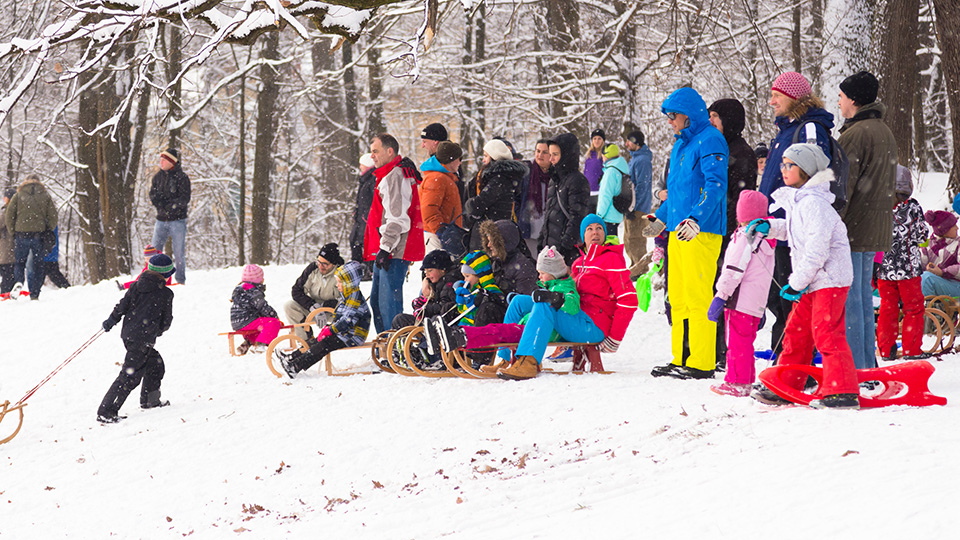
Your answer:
[97,254,175,423]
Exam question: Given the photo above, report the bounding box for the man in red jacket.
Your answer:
[363,133,425,332]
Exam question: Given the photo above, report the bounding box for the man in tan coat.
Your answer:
[4,174,57,300]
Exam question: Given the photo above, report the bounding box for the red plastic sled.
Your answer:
[758,360,947,408]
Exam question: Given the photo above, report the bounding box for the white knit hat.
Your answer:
[483,139,514,162]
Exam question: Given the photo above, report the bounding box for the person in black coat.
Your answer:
[97,254,175,423]
[349,154,377,266]
[707,98,758,370]
[149,148,191,284]
[707,99,759,241]
[538,133,591,265]
[463,139,527,232]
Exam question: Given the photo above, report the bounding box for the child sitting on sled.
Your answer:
[97,254,175,423]
[452,250,506,327]
[707,190,775,397]
[390,249,459,330]
[275,261,370,378]
[230,264,283,355]
[747,143,860,409]
[424,245,582,374]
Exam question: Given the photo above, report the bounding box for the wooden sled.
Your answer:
[264,335,377,378]
[438,342,613,378]
[222,306,334,357]
[758,360,947,408]
[0,400,26,445]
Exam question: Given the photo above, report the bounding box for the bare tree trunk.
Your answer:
[792,6,803,73]
[342,41,361,169]
[238,71,247,266]
[808,0,824,95]
[76,70,107,282]
[932,0,960,193]
[873,0,921,166]
[545,0,583,137]
[365,39,386,140]
[250,31,279,264]
[165,25,183,149]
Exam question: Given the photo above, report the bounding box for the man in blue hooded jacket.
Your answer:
[649,87,728,380]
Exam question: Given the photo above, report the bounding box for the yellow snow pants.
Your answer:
[667,231,721,371]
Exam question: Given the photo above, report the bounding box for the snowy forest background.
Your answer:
[0,0,957,286]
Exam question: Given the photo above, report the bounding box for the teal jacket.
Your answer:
[596,156,630,224]
[655,87,728,236]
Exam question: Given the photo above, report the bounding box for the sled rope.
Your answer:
[17,329,104,405]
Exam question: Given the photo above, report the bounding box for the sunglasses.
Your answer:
[780,162,798,171]
[316,259,333,267]
[666,112,678,120]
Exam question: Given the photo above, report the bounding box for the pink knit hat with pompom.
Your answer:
[241,264,264,284]
[772,72,812,100]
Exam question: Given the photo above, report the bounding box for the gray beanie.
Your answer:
[895,165,913,197]
[537,246,568,279]
[782,143,830,178]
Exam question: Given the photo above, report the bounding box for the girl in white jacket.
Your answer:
[748,143,860,409]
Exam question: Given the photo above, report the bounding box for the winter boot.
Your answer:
[497,355,540,380]
[437,319,467,352]
[141,390,170,409]
[97,414,126,424]
[710,381,752,397]
[424,316,443,355]
[480,348,512,374]
[275,347,303,378]
[809,393,860,410]
[750,383,792,405]
[9,282,21,300]
[236,339,252,356]
[902,351,932,361]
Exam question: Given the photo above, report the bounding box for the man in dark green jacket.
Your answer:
[837,70,898,370]
[4,174,57,300]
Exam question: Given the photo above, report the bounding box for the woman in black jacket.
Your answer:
[463,139,527,231]
[538,133,591,265]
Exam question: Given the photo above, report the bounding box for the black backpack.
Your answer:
[790,120,850,213]
[612,172,635,214]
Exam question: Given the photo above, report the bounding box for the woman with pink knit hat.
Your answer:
[230,264,283,355]
[706,190,775,397]
[757,71,835,358]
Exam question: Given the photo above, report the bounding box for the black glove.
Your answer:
[102,318,116,332]
[374,249,392,270]
[532,289,565,310]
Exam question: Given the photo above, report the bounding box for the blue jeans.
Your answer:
[152,219,187,284]
[921,271,960,297]
[845,251,876,369]
[508,295,605,363]
[14,234,44,297]
[370,259,410,333]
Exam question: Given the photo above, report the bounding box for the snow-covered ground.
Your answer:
[2,173,959,539]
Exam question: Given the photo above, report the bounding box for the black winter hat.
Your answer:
[421,250,454,271]
[3,186,15,199]
[754,142,769,159]
[317,243,345,266]
[160,148,179,163]
[590,129,606,140]
[839,71,879,106]
[420,123,448,142]
[626,130,645,147]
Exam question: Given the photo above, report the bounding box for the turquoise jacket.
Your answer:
[655,87,728,236]
[596,156,630,224]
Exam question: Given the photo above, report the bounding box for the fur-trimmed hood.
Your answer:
[479,219,522,262]
[785,94,827,121]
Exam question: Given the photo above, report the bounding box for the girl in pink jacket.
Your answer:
[707,190,775,396]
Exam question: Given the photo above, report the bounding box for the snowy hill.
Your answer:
[3,178,960,538]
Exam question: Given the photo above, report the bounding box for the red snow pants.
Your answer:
[876,276,925,357]
[777,287,859,395]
